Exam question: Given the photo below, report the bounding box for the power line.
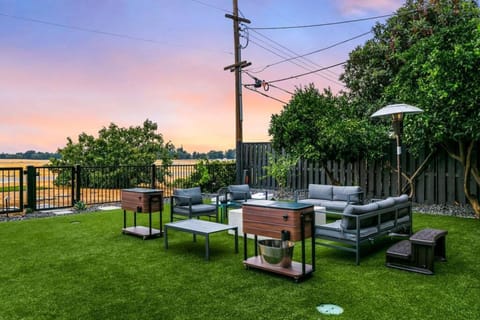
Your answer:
[244,85,287,104]
[253,30,371,73]
[249,13,395,30]
[188,0,230,13]
[267,61,347,84]
[244,71,294,95]
[248,37,344,86]
[248,29,341,78]
[0,12,167,44]
[0,11,234,55]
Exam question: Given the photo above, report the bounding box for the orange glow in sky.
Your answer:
[0,0,403,154]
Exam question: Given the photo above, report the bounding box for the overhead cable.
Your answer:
[248,38,344,86]
[244,85,288,104]
[244,71,294,95]
[0,12,168,44]
[267,61,347,84]
[253,30,371,73]
[249,29,341,78]
[248,13,395,30]
[188,0,230,13]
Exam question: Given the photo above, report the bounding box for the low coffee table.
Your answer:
[164,219,238,260]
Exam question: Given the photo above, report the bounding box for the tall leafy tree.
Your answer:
[50,120,174,188]
[51,119,173,167]
[269,85,387,184]
[343,0,480,215]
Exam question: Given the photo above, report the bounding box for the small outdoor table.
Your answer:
[164,219,238,260]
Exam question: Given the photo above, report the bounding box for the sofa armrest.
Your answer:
[170,195,194,206]
[227,191,250,202]
[346,191,364,204]
[294,189,309,201]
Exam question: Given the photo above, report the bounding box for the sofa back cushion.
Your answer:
[375,198,395,209]
[341,203,379,230]
[228,184,252,201]
[174,187,203,206]
[390,194,409,204]
[376,198,396,222]
[308,184,333,200]
[389,194,410,217]
[333,186,362,203]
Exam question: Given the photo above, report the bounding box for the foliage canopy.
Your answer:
[49,119,174,188]
[268,85,387,184]
[51,119,173,167]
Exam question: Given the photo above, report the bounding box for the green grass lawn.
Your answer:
[0,208,479,320]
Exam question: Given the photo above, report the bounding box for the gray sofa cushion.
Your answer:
[375,198,396,222]
[341,203,379,230]
[389,194,410,217]
[298,199,350,212]
[174,187,203,206]
[375,198,395,209]
[390,194,409,204]
[174,203,217,215]
[315,220,378,241]
[228,184,252,201]
[321,200,351,212]
[332,186,362,203]
[308,184,333,200]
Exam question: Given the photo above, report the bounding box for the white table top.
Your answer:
[165,219,236,233]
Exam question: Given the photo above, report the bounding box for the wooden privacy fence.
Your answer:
[242,142,480,205]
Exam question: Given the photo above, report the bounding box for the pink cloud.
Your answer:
[337,0,403,16]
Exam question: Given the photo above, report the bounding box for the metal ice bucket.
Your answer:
[258,239,295,268]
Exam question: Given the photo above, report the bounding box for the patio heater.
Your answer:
[371,104,423,195]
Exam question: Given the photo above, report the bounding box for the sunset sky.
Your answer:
[0,0,404,154]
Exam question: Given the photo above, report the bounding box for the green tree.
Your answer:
[269,85,387,185]
[174,146,191,159]
[170,159,235,193]
[343,0,480,215]
[263,152,299,199]
[50,119,173,188]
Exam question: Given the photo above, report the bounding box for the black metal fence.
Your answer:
[0,162,236,214]
[0,167,24,216]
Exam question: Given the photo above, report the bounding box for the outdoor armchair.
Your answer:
[170,187,218,222]
[227,184,268,206]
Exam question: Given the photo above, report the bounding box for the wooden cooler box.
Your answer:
[121,188,163,213]
[242,200,315,281]
[121,188,163,240]
[242,200,313,241]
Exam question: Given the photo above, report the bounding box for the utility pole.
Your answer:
[224,0,250,184]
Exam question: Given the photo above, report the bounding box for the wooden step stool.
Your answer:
[386,228,447,275]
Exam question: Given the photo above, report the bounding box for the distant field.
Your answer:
[0,159,202,169]
[0,159,49,168]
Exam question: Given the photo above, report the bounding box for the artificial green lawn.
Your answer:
[0,208,479,320]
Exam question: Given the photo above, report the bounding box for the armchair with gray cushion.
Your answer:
[227,184,267,207]
[170,187,218,222]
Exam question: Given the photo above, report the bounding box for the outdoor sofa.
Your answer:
[294,183,364,212]
[314,194,412,265]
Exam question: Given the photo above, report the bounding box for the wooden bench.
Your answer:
[386,228,447,275]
